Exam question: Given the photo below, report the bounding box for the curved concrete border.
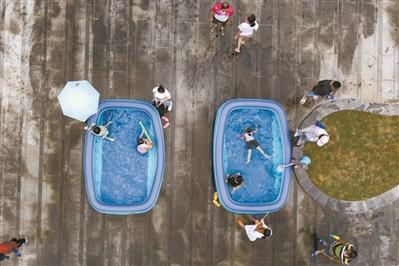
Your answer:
[294,99,399,213]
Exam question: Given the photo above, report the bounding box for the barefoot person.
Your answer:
[300,80,341,104]
[311,234,357,265]
[152,85,173,129]
[240,127,269,163]
[234,14,259,53]
[237,218,272,242]
[209,1,234,36]
[85,121,115,141]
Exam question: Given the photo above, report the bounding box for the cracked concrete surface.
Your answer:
[0,0,398,265]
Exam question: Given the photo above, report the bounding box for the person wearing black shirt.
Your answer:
[300,80,341,104]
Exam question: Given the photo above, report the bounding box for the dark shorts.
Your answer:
[246,140,259,149]
[212,16,229,26]
[152,101,169,117]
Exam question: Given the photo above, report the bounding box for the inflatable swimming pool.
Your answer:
[83,99,165,214]
[213,99,292,214]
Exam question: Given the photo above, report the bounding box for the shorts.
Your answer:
[152,101,169,117]
[213,16,229,26]
[246,140,259,149]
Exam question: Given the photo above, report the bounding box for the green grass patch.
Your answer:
[303,110,399,201]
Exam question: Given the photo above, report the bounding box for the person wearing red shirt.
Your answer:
[209,1,234,36]
[0,238,27,261]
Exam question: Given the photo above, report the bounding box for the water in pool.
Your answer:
[93,107,157,205]
[223,108,284,204]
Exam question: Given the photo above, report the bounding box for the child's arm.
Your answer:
[84,123,95,130]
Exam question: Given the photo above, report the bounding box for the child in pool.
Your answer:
[136,129,153,154]
[84,121,115,141]
[240,127,270,164]
[225,172,243,191]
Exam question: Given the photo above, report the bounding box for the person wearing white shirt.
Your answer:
[234,14,259,53]
[295,124,330,147]
[240,127,270,164]
[152,85,172,129]
[237,218,272,242]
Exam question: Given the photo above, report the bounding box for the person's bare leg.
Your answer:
[246,149,252,164]
[235,36,243,53]
[237,219,245,229]
[104,121,113,128]
[256,146,269,159]
[211,22,217,32]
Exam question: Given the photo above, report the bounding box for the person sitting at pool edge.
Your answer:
[240,127,269,164]
[84,121,115,141]
[225,172,243,191]
[237,217,272,242]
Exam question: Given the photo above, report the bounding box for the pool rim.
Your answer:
[83,99,165,215]
[213,98,292,214]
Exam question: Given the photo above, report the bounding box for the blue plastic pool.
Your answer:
[213,99,292,214]
[84,99,165,214]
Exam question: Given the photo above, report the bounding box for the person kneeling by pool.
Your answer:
[237,217,272,241]
[240,127,270,164]
[84,121,115,141]
[225,172,243,191]
[137,130,153,154]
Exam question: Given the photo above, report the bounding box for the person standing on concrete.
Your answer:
[152,85,172,129]
[234,14,259,54]
[295,121,329,147]
[0,238,28,261]
[209,1,234,36]
[312,234,357,265]
[300,80,341,104]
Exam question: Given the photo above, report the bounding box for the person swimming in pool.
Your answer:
[137,130,153,154]
[240,127,270,164]
[84,121,115,141]
[225,172,243,191]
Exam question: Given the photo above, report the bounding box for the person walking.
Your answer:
[240,127,270,163]
[0,238,28,261]
[234,14,259,53]
[312,234,357,265]
[300,80,341,104]
[237,217,272,241]
[209,1,234,36]
[84,121,115,141]
[295,121,329,147]
[152,85,172,129]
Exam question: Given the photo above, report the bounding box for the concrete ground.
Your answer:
[0,0,398,265]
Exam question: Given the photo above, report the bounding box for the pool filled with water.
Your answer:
[223,107,284,204]
[93,107,157,205]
